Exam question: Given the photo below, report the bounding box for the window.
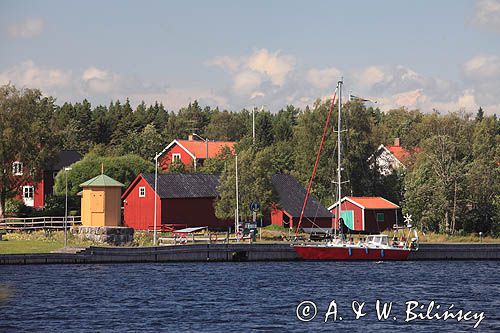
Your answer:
[12,161,23,176]
[172,153,181,163]
[22,185,34,207]
[139,186,146,198]
[376,213,385,222]
[23,186,34,199]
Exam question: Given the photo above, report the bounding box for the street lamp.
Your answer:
[191,133,209,160]
[64,167,72,247]
[153,152,160,246]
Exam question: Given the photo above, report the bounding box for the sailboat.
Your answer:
[292,79,418,260]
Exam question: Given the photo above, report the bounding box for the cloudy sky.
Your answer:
[1,0,500,114]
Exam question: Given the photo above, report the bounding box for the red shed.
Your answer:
[270,174,333,233]
[328,196,399,233]
[122,173,233,230]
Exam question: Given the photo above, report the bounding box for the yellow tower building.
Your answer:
[80,174,124,227]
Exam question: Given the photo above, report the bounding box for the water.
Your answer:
[0,261,498,332]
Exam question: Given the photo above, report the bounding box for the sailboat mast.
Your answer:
[337,79,343,236]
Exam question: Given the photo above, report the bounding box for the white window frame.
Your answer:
[172,153,181,163]
[22,185,34,207]
[23,186,34,199]
[139,186,146,198]
[12,161,23,176]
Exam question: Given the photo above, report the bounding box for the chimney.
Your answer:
[188,134,194,141]
[394,138,401,147]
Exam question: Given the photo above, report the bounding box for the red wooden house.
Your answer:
[158,135,236,172]
[122,173,233,230]
[328,196,399,233]
[270,174,333,232]
[14,150,82,208]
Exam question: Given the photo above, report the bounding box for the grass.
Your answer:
[0,231,97,254]
[417,231,498,243]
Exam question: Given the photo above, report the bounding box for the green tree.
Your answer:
[122,123,164,160]
[205,110,246,141]
[215,147,276,221]
[254,110,274,148]
[463,116,500,233]
[198,146,233,174]
[53,153,154,195]
[0,85,59,217]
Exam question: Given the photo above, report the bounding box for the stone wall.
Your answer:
[74,226,134,246]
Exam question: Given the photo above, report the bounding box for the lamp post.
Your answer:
[191,133,209,159]
[154,152,159,246]
[64,167,72,247]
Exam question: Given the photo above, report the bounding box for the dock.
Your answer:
[0,243,498,265]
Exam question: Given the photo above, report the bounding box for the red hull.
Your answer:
[293,245,411,260]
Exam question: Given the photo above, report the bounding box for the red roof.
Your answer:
[345,196,399,209]
[177,140,236,159]
[386,145,411,164]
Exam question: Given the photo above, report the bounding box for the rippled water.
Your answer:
[0,261,499,332]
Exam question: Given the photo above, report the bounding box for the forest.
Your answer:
[0,84,499,235]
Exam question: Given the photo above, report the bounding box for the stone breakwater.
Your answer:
[0,243,498,265]
[73,226,134,246]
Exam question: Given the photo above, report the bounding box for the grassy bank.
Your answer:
[417,231,498,243]
[0,231,96,254]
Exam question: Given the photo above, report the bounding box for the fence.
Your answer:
[0,216,82,232]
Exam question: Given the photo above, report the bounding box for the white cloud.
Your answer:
[207,56,240,72]
[471,0,500,32]
[463,55,500,79]
[233,70,262,95]
[306,67,341,89]
[81,67,125,94]
[462,54,500,111]
[0,60,70,90]
[246,49,295,86]
[356,66,386,88]
[8,17,44,38]
[130,88,228,110]
[208,48,296,95]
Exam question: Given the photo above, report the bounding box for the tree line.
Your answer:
[0,84,498,235]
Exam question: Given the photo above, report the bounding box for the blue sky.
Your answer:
[1,0,499,114]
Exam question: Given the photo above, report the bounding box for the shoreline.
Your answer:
[0,243,499,265]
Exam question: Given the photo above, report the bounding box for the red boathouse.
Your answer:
[270,174,333,232]
[328,196,399,233]
[122,173,233,230]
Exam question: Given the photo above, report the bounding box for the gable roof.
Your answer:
[80,174,124,187]
[142,173,220,199]
[271,174,332,218]
[386,145,411,165]
[329,196,399,210]
[160,139,236,160]
[177,140,236,159]
[47,150,82,170]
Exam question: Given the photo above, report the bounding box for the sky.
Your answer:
[1,0,500,115]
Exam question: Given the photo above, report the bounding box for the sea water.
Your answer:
[0,261,498,332]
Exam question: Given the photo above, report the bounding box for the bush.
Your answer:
[4,199,33,217]
[42,195,80,216]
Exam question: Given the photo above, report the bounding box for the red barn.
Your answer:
[13,150,82,208]
[270,174,333,233]
[122,173,233,230]
[158,135,236,172]
[328,196,399,233]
